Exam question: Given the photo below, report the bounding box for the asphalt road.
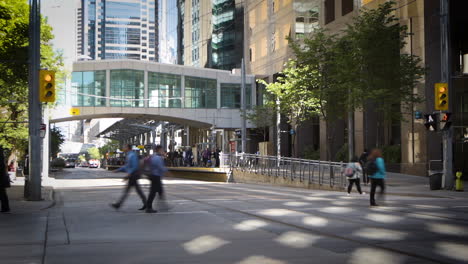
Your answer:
[4,167,468,264]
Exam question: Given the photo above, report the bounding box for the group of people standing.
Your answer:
[110,144,169,213]
[345,148,386,206]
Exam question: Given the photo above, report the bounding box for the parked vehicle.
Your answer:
[65,159,76,168]
[88,159,100,168]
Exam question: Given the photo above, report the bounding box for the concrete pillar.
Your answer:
[105,70,110,107]
[181,75,185,108]
[355,110,365,157]
[144,70,148,107]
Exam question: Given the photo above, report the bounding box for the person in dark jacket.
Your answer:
[0,147,11,213]
[359,149,369,184]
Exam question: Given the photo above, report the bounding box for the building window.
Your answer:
[342,0,353,15]
[221,83,252,108]
[71,71,106,107]
[148,72,182,108]
[184,77,217,108]
[109,70,144,107]
[325,0,335,24]
[249,48,252,62]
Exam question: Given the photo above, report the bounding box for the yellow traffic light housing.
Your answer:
[434,83,448,111]
[39,70,55,102]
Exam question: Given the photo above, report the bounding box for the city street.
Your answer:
[1,168,468,264]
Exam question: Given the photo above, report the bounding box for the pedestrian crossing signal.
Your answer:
[440,112,452,131]
[424,114,438,131]
[39,70,55,102]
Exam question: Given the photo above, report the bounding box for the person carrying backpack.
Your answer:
[366,148,386,206]
[344,157,364,195]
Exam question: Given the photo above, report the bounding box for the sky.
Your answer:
[41,0,79,71]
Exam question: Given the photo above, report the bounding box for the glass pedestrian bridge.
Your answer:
[53,60,257,128]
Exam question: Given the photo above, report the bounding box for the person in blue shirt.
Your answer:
[110,144,147,210]
[144,145,169,213]
[368,148,386,206]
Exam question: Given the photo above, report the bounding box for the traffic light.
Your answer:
[434,83,448,111]
[440,112,452,131]
[424,114,438,131]
[39,70,55,102]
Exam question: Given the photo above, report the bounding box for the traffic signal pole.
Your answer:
[440,0,453,189]
[27,0,43,200]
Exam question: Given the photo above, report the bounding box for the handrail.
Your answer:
[220,153,346,188]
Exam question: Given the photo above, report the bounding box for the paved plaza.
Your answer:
[1,168,468,264]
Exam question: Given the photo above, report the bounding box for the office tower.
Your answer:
[159,0,178,64]
[79,0,159,61]
[177,0,243,70]
[211,0,243,70]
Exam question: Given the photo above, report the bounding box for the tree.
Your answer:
[263,1,424,160]
[99,140,121,157]
[50,127,65,158]
[87,147,101,160]
[0,0,64,159]
[342,1,424,119]
[242,104,276,142]
[262,29,344,158]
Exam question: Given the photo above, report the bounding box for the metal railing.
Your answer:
[221,153,346,188]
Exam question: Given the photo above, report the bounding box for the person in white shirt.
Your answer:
[345,157,365,195]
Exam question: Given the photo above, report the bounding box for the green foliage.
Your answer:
[78,155,86,162]
[242,104,276,141]
[342,1,425,119]
[99,140,121,156]
[50,127,65,158]
[382,145,401,163]
[334,143,349,162]
[87,147,101,160]
[264,1,424,124]
[302,146,320,160]
[0,0,64,155]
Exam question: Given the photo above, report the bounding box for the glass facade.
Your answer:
[221,83,252,108]
[158,0,178,64]
[211,0,242,70]
[148,72,182,107]
[71,71,106,106]
[80,0,158,61]
[110,70,144,107]
[184,77,217,108]
[71,69,253,109]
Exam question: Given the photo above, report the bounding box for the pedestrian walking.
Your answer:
[110,144,147,210]
[0,147,11,213]
[366,148,386,206]
[144,145,169,213]
[345,157,364,195]
[214,148,220,168]
[185,147,193,167]
[359,149,369,184]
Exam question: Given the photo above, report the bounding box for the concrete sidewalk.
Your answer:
[0,179,54,264]
[5,178,54,213]
[358,172,468,199]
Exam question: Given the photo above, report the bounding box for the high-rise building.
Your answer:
[79,0,159,61]
[177,0,243,70]
[159,0,179,64]
[211,0,243,70]
[177,0,212,67]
